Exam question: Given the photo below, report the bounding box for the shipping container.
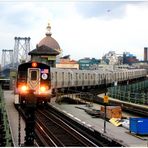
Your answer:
[100,106,122,119]
[129,118,148,135]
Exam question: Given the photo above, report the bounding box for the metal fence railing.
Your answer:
[108,80,148,105]
[0,85,13,146]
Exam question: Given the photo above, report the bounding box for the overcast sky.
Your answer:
[0,1,148,63]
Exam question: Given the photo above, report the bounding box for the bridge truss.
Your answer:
[1,37,31,70]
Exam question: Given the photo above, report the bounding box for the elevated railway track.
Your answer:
[3,90,147,147]
[56,86,148,117]
[35,108,98,147]
[15,104,124,147]
[98,95,148,117]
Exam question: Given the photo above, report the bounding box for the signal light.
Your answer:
[32,62,37,67]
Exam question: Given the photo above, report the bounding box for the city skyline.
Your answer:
[0,1,148,63]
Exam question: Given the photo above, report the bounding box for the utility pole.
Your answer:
[103,77,109,133]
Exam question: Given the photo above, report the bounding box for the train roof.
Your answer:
[51,67,146,74]
[18,62,50,68]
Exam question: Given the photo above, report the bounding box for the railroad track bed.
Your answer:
[35,108,98,147]
[15,103,124,147]
[43,104,125,147]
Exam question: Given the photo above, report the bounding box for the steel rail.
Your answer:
[35,109,98,147]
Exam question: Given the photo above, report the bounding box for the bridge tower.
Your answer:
[1,49,13,69]
[13,37,31,68]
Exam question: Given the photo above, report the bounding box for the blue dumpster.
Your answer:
[130,118,148,135]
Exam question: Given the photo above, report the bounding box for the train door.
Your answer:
[71,72,74,86]
[90,74,93,85]
[79,72,82,86]
[62,72,64,87]
[55,71,58,88]
[65,72,68,87]
[85,73,87,86]
[27,68,40,90]
[88,73,90,85]
[76,73,78,86]
[68,72,71,87]
[82,73,84,86]
[93,73,96,85]
[98,74,100,85]
[100,74,103,84]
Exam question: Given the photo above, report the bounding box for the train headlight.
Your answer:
[40,85,48,93]
[21,85,28,92]
[40,86,46,92]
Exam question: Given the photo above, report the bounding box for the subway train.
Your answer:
[15,61,147,105]
[50,67,147,91]
[16,62,52,105]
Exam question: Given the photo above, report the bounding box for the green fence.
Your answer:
[108,80,148,105]
[0,85,13,146]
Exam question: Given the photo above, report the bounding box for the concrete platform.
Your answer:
[4,91,25,147]
[50,98,148,147]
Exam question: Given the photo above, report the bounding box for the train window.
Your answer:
[31,71,37,80]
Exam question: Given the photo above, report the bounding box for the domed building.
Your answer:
[29,23,62,67]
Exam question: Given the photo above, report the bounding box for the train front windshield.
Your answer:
[31,71,37,80]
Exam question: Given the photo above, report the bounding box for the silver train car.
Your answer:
[15,61,147,105]
[50,68,147,91]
